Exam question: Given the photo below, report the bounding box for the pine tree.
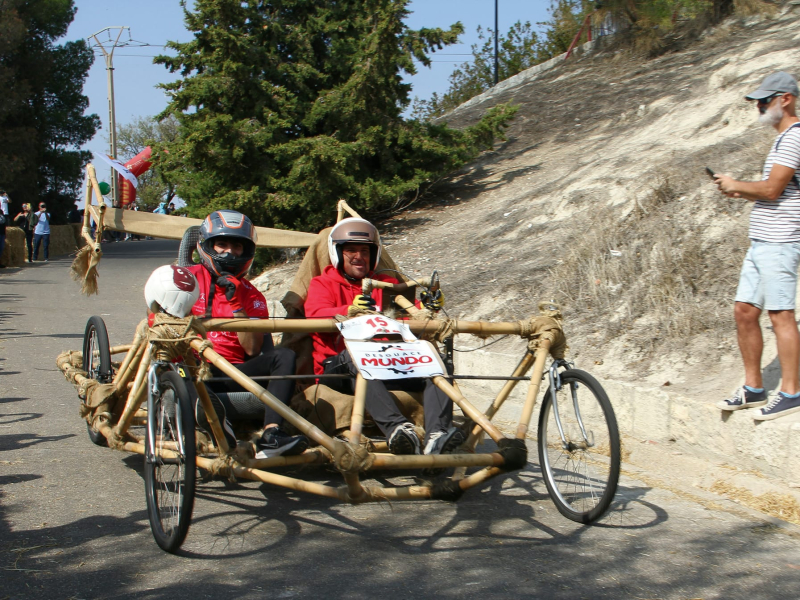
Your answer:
[0,0,99,221]
[155,0,517,231]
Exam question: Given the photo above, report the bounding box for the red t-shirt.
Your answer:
[304,265,398,374]
[187,264,269,364]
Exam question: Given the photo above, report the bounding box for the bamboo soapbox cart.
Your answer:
[56,165,621,553]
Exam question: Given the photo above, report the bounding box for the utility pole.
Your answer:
[88,26,129,208]
[494,0,499,86]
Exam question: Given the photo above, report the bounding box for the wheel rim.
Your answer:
[151,388,185,537]
[541,380,615,517]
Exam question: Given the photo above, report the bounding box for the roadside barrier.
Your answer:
[0,224,84,267]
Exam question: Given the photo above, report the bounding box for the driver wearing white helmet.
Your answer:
[305,218,464,456]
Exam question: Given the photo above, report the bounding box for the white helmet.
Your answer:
[327,217,382,272]
[144,265,200,318]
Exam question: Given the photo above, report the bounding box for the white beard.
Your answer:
[759,103,782,126]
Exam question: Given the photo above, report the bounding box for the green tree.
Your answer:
[411,21,542,120]
[116,115,180,212]
[154,0,516,231]
[0,0,99,222]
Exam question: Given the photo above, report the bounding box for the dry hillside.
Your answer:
[262,5,800,397]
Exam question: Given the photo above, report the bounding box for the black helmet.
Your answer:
[197,210,258,278]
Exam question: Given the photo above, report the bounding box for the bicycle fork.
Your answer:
[548,360,593,451]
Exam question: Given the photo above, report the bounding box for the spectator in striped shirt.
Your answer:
[714,71,800,421]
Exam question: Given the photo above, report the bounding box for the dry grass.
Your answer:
[710,480,800,525]
[545,170,745,353]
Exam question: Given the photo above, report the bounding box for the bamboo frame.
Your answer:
[60,266,593,536]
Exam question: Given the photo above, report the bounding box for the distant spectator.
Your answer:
[32,202,51,262]
[153,202,168,215]
[67,202,82,223]
[13,203,35,263]
[0,190,7,268]
[167,202,175,215]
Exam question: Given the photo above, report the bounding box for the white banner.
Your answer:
[344,340,445,380]
[337,314,416,342]
[92,152,139,189]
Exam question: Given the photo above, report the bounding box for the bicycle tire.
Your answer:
[537,369,620,524]
[177,225,201,267]
[82,316,112,446]
[144,369,196,553]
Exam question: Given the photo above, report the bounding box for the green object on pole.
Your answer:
[98,181,111,195]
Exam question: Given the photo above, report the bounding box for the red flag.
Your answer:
[118,147,152,206]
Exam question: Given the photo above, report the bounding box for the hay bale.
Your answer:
[1,227,26,267]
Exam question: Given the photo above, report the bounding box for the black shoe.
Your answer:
[255,427,308,458]
[424,427,466,455]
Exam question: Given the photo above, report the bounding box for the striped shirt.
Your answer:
[749,123,800,242]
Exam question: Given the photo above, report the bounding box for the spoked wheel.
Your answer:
[144,370,196,553]
[82,316,113,446]
[537,369,620,524]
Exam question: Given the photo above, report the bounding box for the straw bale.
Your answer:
[1,227,25,267]
[288,384,423,436]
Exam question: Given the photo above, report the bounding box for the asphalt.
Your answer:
[1,240,800,600]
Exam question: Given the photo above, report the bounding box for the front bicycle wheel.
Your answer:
[82,316,112,446]
[537,369,620,524]
[144,370,196,553]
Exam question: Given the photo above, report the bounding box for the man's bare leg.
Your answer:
[735,301,764,389]
[768,309,800,395]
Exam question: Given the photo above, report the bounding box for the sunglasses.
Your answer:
[757,93,784,105]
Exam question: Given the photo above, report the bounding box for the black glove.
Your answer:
[351,294,377,311]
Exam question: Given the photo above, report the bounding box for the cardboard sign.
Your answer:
[337,314,416,342]
[344,340,445,380]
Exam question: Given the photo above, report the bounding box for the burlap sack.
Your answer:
[288,383,424,436]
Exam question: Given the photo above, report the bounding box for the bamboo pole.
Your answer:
[370,452,503,470]
[337,199,362,222]
[190,339,337,453]
[246,450,330,470]
[109,344,133,355]
[465,352,536,451]
[113,344,151,439]
[349,374,368,446]
[515,341,551,440]
[114,337,146,398]
[431,376,505,443]
[457,466,505,491]
[192,378,231,455]
[201,317,529,338]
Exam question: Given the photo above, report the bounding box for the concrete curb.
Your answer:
[454,346,800,486]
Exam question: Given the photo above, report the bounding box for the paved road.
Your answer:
[2,241,800,600]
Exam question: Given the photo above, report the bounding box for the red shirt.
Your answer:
[305,266,398,374]
[187,264,269,364]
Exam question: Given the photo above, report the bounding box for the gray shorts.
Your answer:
[735,241,800,310]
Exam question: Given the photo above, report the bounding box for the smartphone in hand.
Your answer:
[705,167,717,180]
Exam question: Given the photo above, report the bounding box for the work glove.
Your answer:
[420,289,445,311]
[350,294,377,313]
[216,273,246,314]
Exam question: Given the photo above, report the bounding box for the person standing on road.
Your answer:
[187,209,308,458]
[13,203,34,263]
[0,190,8,268]
[715,71,800,421]
[32,202,51,262]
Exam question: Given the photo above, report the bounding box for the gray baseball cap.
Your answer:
[745,71,800,100]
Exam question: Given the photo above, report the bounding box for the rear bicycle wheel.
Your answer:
[82,316,112,446]
[537,369,620,524]
[144,369,196,553]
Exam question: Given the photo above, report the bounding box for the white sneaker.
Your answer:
[423,427,465,455]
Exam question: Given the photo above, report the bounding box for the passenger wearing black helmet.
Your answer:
[305,218,464,456]
[187,210,308,458]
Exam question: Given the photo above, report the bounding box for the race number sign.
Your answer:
[344,340,445,381]
[337,314,416,342]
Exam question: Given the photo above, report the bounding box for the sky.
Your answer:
[66,0,553,199]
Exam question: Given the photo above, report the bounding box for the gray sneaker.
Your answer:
[388,422,420,455]
[716,386,767,411]
[753,392,800,421]
[423,427,466,455]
